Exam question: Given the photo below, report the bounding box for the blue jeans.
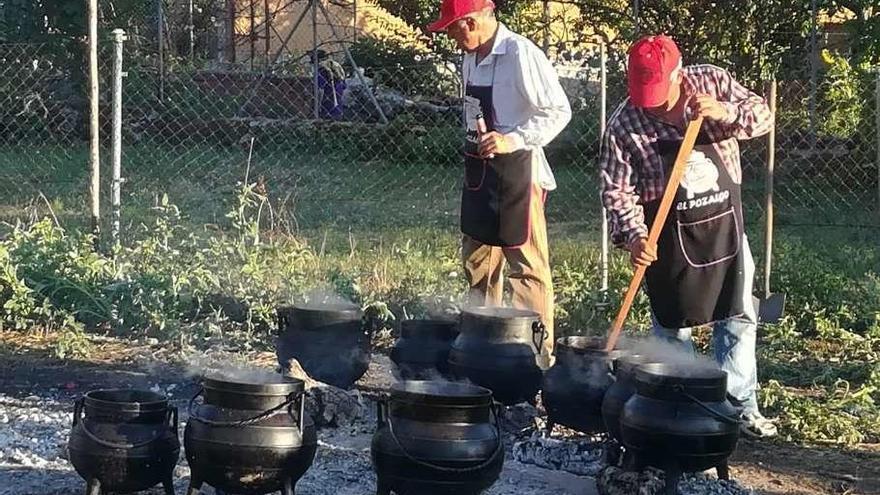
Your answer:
[651,235,759,415]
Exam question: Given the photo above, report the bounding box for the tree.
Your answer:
[0,0,86,42]
[828,0,880,65]
[561,0,815,84]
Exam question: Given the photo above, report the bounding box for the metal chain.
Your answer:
[187,387,300,428]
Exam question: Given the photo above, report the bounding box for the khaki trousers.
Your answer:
[461,185,555,361]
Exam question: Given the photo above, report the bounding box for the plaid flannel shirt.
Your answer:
[599,64,773,248]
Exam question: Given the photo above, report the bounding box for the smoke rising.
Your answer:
[616,334,722,377]
[182,352,285,385]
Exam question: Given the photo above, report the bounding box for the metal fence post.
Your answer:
[88,0,100,247]
[188,0,195,60]
[876,71,880,219]
[809,0,817,146]
[111,29,128,247]
[312,0,320,120]
[599,39,609,298]
[157,0,166,101]
[764,79,777,298]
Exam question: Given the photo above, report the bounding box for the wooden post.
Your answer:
[264,0,271,68]
[764,79,777,298]
[88,0,100,246]
[875,72,880,219]
[542,0,550,55]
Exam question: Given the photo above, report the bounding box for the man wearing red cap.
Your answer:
[600,35,777,437]
[428,0,571,364]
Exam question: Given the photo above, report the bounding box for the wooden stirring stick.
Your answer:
[604,116,705,352]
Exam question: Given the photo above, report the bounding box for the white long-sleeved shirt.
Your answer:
[462,24,572,191]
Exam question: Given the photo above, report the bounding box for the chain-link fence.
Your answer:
[0,6,878,237]
[0,42,92,225]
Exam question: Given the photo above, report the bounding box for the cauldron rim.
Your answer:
[390,380,492,404]
[83,389,167,412]
[635,362,726,384]
[288,301,361,314]
[555,336,628,356]
[203,375,305,396]
[461,306,540,320]
[400,318,458,337]
[612,354,653,374]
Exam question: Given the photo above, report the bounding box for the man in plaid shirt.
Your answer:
[600,35,777,437]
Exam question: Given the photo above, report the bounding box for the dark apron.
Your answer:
[644,131,746,329]
[460,58,533,248]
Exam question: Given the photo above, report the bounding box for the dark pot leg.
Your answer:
[281,478,295,495]
[186,479,202,495]
[621,450,639,471]
[162,476,175,495]
[603,440,621,467]
[376,479,392,495]
[85,479,101,495]
[664,470,680,495]
[717,461,730,480]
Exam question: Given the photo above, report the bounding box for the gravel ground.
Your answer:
[0,349,753,495]
[0,355,594,495]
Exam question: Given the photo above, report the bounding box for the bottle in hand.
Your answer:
[476,112,494,159]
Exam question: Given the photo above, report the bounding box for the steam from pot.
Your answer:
[183,352,285,385]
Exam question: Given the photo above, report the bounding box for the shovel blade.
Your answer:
[753,293,786,324]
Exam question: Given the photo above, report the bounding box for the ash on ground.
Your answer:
[0,352,593,495]
[513,432,608,477]
[597,466,756,495]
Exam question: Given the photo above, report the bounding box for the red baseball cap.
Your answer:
[627,35,682,108]
[427,0,496,32]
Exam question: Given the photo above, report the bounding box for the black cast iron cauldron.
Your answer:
[541,336,628,435]
[371,381,504,495]
[620,362,742,494]
[601,353,651,444]
[276,302,377,389]
[390,319,458,380]
[68,389,179,495]
[448,307,548,405]
[185,375,317,495]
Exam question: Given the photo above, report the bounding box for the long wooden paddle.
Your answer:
[604,116,705,352]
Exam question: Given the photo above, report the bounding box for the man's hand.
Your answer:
[479,131,515,158]
[689,93,731,122]
[628,237,658,268]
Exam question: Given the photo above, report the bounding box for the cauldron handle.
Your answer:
[673,385,740,425]
[376,399,387,428]
[491,401,504,437]
[168,406,179,438]
[276,309,288,334]
[287,391,306,432]
[531,321,547,351]
[384,400,504,473]
[72,397,84,427]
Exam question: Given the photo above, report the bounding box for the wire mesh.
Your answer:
[0,3,877,235]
